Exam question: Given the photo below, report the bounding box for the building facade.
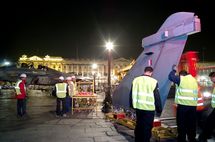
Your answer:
[18,55,215,86]
[18,55,132,83]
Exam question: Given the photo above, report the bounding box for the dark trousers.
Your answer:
[135,109,154,142]
[66,96,72,113]
[176,104,197,142]
[17,99,26,117]
[56,98,66,116]
[200,108,215,140]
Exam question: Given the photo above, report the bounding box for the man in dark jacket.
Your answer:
[53,76,69,117]
[131,66,162,142]
[169,65,198,142]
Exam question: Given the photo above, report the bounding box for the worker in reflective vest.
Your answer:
[54,76,68,117]
[169,65,198,142]
[15,73,27,118]
[131,66,162,142]
[198,72,215,142]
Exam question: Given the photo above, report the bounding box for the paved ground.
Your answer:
[0,90,214,142]
[0,90,134,142]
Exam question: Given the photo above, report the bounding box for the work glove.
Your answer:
[172,64,177,71]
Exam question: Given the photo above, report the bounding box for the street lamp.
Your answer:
[102,41,114,113]
[106,42,113,91]
[92,63,98,70]
[1,59,11,67]
[4,61,10,66]
[92,63,98,93]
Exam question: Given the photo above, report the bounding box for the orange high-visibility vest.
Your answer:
[196,87,204,111]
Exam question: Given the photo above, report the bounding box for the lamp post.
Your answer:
[106,42,113,95]
[92,63,97,93]
[102,41,113,113]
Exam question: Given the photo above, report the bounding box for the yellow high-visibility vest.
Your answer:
[14,80,22,95]
[175,75,198,106]
[55,83,67,98]
[132,76,157,111]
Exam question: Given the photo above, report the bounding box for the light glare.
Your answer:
[4,61,10,66]
[92,63,98,69]
[105,42,113,51]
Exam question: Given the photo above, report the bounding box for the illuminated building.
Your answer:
[18,55,214,85]
[18,55,132,82]
[19,55,64,71]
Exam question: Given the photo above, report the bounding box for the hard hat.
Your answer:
[20,73,27,78]
[71,75,76,79]
[66,77,72,80]
[59,76,64,80]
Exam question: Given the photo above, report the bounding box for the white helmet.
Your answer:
[66,77,72,80]
[20,73,27,78]
[59,76,64,80]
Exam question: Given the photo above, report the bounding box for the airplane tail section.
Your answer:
[112,12,201,109]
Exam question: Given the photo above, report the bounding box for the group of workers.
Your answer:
[131,65,215,142]
[14,74,76,118]
[14,64,214,142]
[52,75,76,117]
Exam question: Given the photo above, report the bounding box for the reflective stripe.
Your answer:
[176,96,198,101]
[177,88,197,94]
[14,86,20,90]
[15,80,22,95]
[197,103,204,106]
[132,92,154,97]
[198,98,203,101]
[133,99,154,105]
[57,90,66,93]
[15,80,22,88]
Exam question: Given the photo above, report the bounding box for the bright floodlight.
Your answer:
[4,61,10,66]
[105,42,113,51]
[92,63,98,69]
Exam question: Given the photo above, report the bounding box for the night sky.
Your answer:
[0,0,214,62]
